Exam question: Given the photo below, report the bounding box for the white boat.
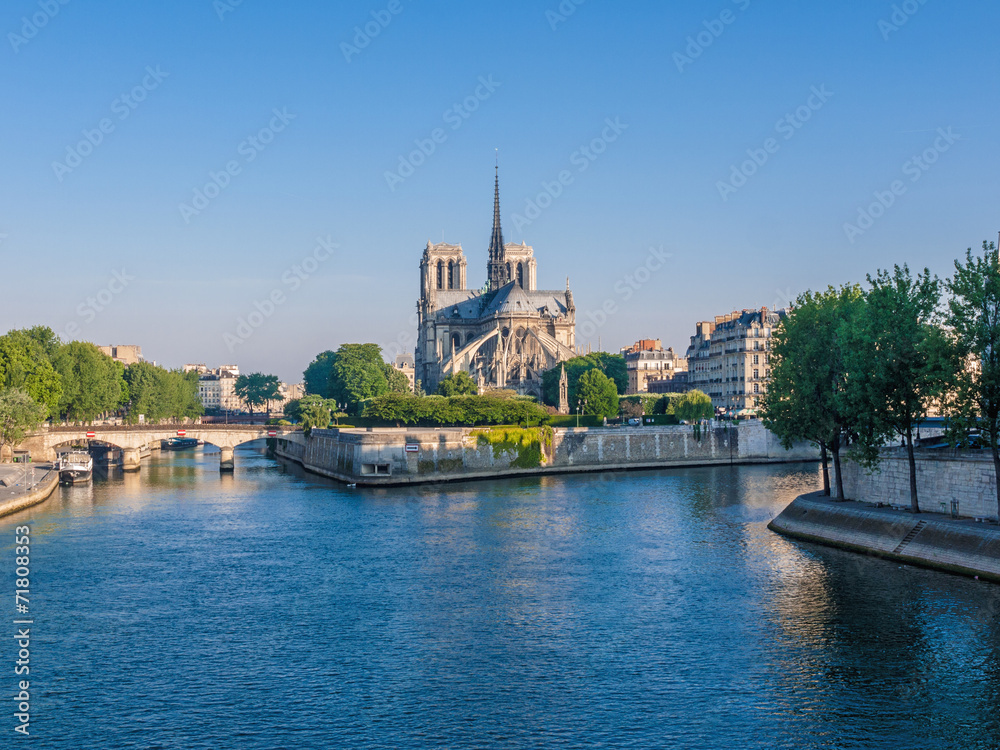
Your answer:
[58,450,93,484]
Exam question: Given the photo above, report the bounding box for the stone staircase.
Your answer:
[893,520,928,554]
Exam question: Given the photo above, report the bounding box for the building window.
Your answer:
[516,262,523,287]
[753,369,759,379]
[448,260,454,289]
[436,261,443,289]
[753,354,759,365]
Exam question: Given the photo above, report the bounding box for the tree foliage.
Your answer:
[760,285,864,498]
[305,344,410,414]
[296,394,336,434]
[52,341,126,422]
[303,351,337,398]
[541,353,626,407]
[944,241,1000,516]
[436,371,478,396]
[673,390,714,423]
[234,372,281,414]
[0,329,63,418]
[121,363,202,424]
[575,369,619,417]
[0,388,47,458]
[651,394,683,415]
[363,393,549,427]
[843,265,943,511]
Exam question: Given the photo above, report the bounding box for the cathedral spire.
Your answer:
[487,158,506,293]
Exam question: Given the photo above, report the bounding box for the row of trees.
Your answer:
[762,242,1000,515]
[0,326,204,453]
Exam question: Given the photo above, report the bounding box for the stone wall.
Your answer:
[274,420,818,486]
[770,493,1000,582]
[841,450,999,520]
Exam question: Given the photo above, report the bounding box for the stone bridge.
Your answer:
[19,425,306,471]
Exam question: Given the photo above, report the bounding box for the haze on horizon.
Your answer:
[1,0,997,383]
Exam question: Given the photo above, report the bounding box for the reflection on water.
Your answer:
[3,451,1000,749]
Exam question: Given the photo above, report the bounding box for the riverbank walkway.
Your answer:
[0,463,59,518]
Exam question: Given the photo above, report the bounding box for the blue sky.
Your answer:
[1,0,997,382]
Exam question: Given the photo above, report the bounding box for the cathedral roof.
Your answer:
[432,284,571,321]
[482,282,570,318]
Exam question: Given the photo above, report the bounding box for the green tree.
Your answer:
[385,365,412,394]
[652,394,682,415]
[303,351,337,398]
[945,241,1000,517]
[122,361,159,422]
[761,285,864,498]
[234,373,282,415]
[283,398,303,422]
[542,352,627,407]
[327,344,392,414]
[298,394,334,434]
[0,329,62,419]
[0,388,47,459]
[52,341,126,422]
[22,326,61,359]
[575,369,619,417]
[845,265,943,512]
[673,390,714,423]
[437,371,478,396]
[121,363,202,423]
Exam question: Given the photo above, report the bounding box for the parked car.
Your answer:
[927,433,984,450]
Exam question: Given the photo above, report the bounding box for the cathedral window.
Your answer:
[448,260,455,289]
[437,261,443,289]
[517,263,523,287]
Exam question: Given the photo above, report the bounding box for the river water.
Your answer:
[3,447,1000,749]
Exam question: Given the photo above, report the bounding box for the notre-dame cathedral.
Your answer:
[415,168,577,397]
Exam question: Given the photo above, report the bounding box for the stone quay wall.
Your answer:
[274,420,818,486]
[770,493,1000,583]
[841,450,999,520]
[0,467,59,519]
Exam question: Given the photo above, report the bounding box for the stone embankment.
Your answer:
[769,492,1000,583]
[274,420,818,486]
[841,448,999,520]
[0,464,59,519]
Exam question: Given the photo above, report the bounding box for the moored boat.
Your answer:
[58,450,94,484]
[161,437,200,450]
